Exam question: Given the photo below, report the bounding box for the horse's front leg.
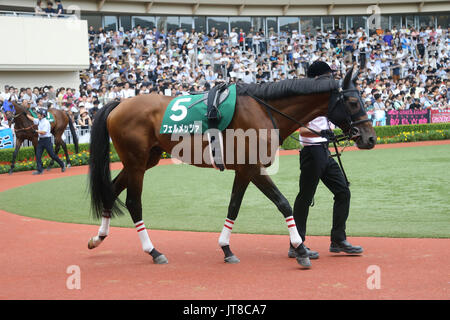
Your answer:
[219,171,250,263]
[250,168,311,269]
[9,137,24,175]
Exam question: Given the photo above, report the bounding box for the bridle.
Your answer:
[328,87,372,142]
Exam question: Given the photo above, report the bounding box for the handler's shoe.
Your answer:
[288,243,319,259]
[329,240,363,254]
[32,170,43,175]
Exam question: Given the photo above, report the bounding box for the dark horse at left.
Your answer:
[87,67,376,269]
[4,102,79,174]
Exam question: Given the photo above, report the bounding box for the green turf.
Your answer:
[0,144,449,238]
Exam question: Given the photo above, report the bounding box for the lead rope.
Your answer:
[327,119,351,187]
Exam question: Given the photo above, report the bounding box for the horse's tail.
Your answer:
[88,100,124,219]
[67,114,79,154]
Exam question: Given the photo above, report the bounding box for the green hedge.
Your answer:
[0,143,90,163]
[281,123,450,150]
[1,122,449,172]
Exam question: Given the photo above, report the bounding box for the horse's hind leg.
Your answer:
[218,171,250,263]
[59,138,71,167]
[250,168,311,268]
[125,166,168,264]
[88,170,128,249]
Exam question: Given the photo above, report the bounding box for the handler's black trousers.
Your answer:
[36,137,64,173]
[293,143,350,243]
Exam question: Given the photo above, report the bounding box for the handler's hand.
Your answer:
[320,129,336,141]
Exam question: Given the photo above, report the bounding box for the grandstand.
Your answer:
[1,0,448,34]
[0,0,448,138]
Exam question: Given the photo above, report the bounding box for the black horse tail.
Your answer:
[67,114,79,154]
[88,100,124,219]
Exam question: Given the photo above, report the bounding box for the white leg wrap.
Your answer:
[218,218,234,247]
[135,220,154,253]
[89,215,111,249]
[98,216,110,237]
[286,216,302,248]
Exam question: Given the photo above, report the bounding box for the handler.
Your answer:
[26,109,66,175]
[288,61,363,259]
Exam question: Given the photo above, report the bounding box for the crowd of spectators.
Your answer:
[1,3,449,128]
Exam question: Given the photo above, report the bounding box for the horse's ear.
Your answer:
[343,66,354,89]
[351,69,360,84]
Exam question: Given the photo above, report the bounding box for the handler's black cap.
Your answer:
[37,108,47,117]
[307,61,333,78]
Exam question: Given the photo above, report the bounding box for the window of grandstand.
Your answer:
[132,16,155,30]
[266,17,277,34]
[180,16,194,32]
[166,16,180,33]
[437,14,449,28]
[81,14,102,30]
[419,15,438,28]
[207,17,229,34]
[103,15,118,31]
[279,17,299,34]
[119,15,132,31]
[348,16,368,32]
[300,17,314,35]
[322,17,334,32]
[230,17,252,34]
[193,16,206,33]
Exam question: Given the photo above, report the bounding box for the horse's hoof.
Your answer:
[8,170,13,175]
[296,255,311,269]
[224,255,240,264]
[46,167,52,171]
[88,236,103,249]
[153,254,168,264]
[88,238,95,249]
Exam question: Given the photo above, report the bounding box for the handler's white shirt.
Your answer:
[300,116,329,146]
[32,117,52,138]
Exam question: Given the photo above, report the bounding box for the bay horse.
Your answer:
[87,67,377,268]
[4,102,79,174]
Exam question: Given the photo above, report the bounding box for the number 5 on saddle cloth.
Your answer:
[159,83,236,171]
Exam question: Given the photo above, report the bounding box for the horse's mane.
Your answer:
[236,77,340,101]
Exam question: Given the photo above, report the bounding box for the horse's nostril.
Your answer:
[368,136,376,145]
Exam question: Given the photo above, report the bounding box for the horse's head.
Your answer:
[3,101,27,127]
[2,103,16,127]
[328,66,377,149]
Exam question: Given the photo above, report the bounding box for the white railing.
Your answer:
[19,126,91,148]
[0,10,77,19]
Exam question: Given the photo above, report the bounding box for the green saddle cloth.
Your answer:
[29,109,55,122]
[160,84,236,134]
